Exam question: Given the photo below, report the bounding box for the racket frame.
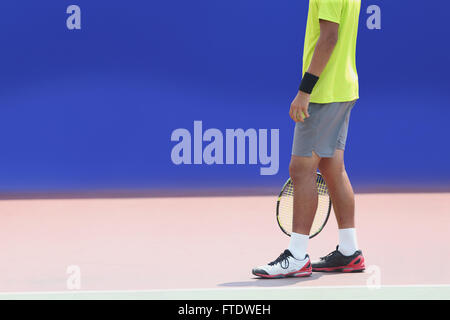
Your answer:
[276,172,332,239]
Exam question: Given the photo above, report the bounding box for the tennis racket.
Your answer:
[276,172,331,238]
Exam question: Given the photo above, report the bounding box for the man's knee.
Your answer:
[318,159,346,179]
[289,156,318,183]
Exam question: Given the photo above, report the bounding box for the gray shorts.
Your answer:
[292,100,356,158]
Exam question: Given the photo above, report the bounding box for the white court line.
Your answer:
[0,284,449,297]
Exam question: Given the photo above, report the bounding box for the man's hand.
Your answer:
[289,91,310,123]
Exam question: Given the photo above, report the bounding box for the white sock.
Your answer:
[338,228,358,256]
[288,232,309,260]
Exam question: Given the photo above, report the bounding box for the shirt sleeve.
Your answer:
[318,0,343,24]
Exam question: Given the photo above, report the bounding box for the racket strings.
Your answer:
[277,173,330,237]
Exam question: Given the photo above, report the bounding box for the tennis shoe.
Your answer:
[312,246,365,272]
[252,250,312,279]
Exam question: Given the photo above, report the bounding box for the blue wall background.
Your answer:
[1,1,449,194]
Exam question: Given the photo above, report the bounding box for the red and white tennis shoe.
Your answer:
[252,250,312,279]
[312,246,365,272]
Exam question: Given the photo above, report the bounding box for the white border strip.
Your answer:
[0,284,449,297]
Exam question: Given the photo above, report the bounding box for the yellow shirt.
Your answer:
[303,0,361,103]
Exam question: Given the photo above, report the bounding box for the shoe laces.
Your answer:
[268,250,292,266]
[320,248,339,261]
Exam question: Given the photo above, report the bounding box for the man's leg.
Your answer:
[251,153,319,278]
[318,149,359,257]
[287,153,321,260]
[311,149,365,272]
[290,153,321,235]
[318,150,355,229]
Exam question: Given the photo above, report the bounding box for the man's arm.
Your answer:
[307,20,339,76]
[290,20,339,123]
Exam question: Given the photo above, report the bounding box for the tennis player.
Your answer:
[253,0,365,278]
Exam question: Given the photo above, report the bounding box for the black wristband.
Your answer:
[299,72,319,94]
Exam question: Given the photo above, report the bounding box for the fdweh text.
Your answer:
[170,121,279,175]
[178,304,271,317]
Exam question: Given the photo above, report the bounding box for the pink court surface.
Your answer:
[0,192,449,299]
